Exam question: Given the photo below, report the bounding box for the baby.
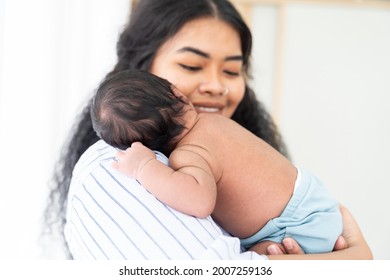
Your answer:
[91,70,342,254]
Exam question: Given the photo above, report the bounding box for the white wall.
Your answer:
[0,0,130,259]
[251,3,390,259]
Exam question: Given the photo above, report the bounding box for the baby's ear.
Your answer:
[171,86,189,103]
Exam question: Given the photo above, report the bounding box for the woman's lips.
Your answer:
[193,102,224,114]
[195,106,220,113]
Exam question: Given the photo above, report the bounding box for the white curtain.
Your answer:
[0,0,130,259]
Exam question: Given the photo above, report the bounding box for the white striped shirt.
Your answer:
[64,140,267,260]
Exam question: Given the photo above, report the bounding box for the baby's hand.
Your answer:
[112,142,156,179]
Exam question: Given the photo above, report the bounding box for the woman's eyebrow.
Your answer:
[177,47,209,58]
[225,55,243,62]
[177,47,243,61]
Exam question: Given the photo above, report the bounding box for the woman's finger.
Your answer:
[333,236,348,251]
[282,237,304,254]
[266,244,285,255]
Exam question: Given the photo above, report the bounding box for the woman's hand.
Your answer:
[267,204,373,259]
[265,235,347,255]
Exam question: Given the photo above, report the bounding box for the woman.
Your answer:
[45,0,372,259]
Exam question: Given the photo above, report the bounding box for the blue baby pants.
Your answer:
[240,168,342,254]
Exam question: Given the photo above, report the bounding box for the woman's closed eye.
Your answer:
[179,63,240,77]
[224,70,240,77]
[179,63,202,72]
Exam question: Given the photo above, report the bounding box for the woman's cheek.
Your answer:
[229,83,245,111]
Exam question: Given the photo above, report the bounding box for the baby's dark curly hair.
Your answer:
[91,70,187,155]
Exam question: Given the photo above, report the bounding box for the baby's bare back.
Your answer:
[181,114,297,238]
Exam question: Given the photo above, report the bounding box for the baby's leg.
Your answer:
[249,240,286,255]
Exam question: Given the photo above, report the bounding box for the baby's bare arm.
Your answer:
[113,142,156,178]
[113,142,217,218]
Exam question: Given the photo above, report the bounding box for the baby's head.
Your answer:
[91,70,187,154]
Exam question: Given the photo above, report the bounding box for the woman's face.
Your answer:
[150,18,245,118]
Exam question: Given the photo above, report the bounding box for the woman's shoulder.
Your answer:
[73,140,116,174]
[69,140,169,195]
[68,140,116,194]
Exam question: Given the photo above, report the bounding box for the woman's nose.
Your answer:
[199,77,226,97]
